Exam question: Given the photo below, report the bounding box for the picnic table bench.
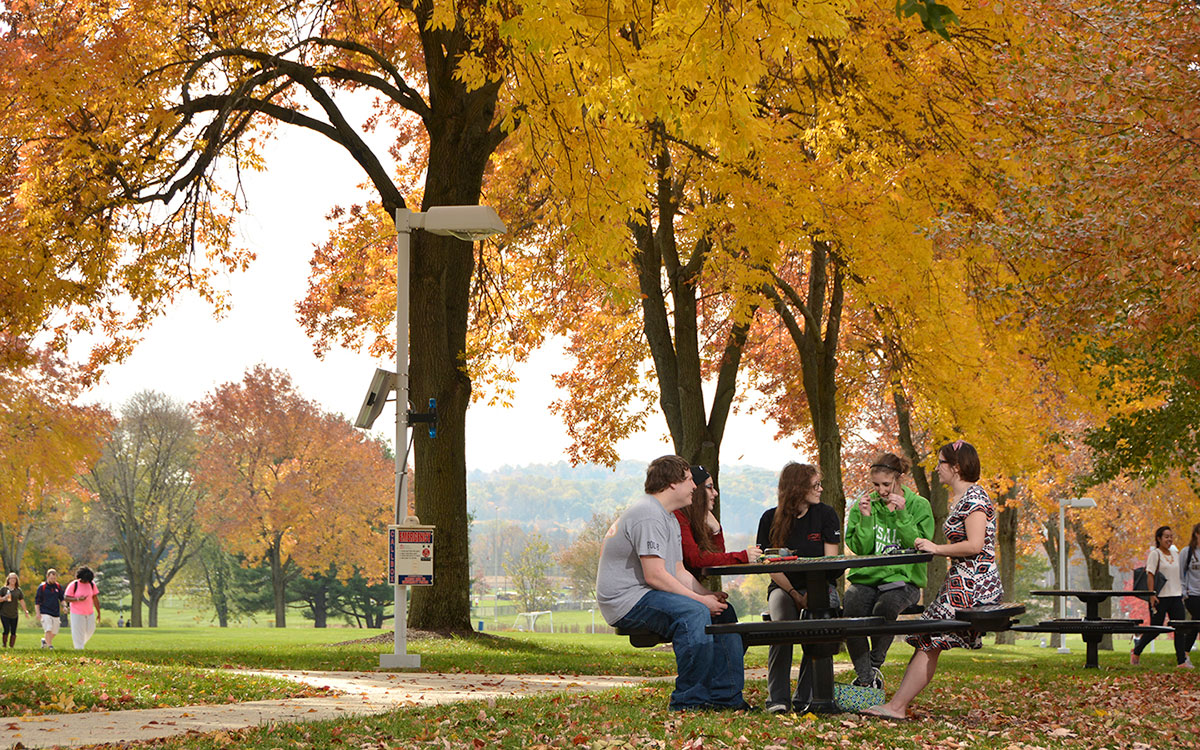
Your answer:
[1010,590,1172,668]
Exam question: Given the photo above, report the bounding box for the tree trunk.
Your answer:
[891,385,948,601]
[1041,519,1062,648]
[129,570,146,628]
[312,587,328,628]
[1072,516,1115,650]
[406,64,502,630]
[146,589,162,628]
[994,482,1019,644]
[0,522,30,577]
[269,539,288,628]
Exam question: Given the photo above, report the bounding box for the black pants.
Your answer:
[1182,596,1200,656]
[1133,595,1188,664]
[1,615,16,641]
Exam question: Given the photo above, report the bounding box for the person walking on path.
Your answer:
[865,440,1003,720]
[1,572,32,647]
[64,567,101,650]
[755,462,842,714]
[1181,523,1200,659]
[843,453,935,689]
[33,569,66,649]
[1131,525,1191,668]
[597,455,749,712]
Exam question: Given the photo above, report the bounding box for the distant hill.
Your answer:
[467,461,779,536]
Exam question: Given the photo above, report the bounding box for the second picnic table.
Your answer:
[1013,589,1167,668]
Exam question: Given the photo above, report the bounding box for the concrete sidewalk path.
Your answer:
[0,670,663,749]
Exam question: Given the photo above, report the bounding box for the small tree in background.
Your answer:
[558,511,619,602]
[505,534,554,615]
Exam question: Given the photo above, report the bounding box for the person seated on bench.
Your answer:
[755,462,841,714]
[865,440,1002,721]
[597,455,749,712]
[844,452,934,690]
[675,465,762,581]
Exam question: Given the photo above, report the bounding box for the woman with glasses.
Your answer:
[865,440,1002,720]
[675,466,762,581]
[843,452,935,690]
[756,462,841,713]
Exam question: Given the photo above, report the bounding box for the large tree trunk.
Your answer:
[406,58,503,630]
[1072,516,1115,650]
[128,569,146,628]
[146,589,162,628]
[994,483,1019,644]
[892,385,948,601]
[766,240,847,529]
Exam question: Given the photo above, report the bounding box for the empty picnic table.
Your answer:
[1011,590,1169,668]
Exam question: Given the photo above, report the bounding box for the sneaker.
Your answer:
[40,638,46,649]
[766,702,789,714]
[1178,658,1194,670]
[871,668,885,690]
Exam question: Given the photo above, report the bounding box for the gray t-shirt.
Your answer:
[596,495,683,624]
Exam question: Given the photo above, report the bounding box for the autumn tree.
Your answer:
[504,533,554,615]
[558,510,618,601]
[193,365,392,627]
[3,0,515,631]
[0,337,108,574]
[83,391,205,627]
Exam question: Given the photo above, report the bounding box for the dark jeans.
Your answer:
[842,582,921,684]
[1183,596,1200,655]
[1133,595,1188,664]
[613,589,744,710]
[1,615,16,638]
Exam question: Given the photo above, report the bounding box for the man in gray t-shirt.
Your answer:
[596,455,746,711]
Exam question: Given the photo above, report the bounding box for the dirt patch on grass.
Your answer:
[331,628,493,647]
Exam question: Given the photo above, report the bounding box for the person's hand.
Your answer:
[789,589,807,610]
[886,492,906,512]
[701,594,728,616]
[1150,594,1159,610]
[745,545,763,563]
[858,495,872,516]
[713,590,730,603]
[914,538,938,555]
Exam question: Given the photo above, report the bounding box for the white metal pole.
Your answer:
[1058,501,1070,654]
[382,208,420,669]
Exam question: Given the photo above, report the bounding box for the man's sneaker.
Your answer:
[766,702,789,714]
[40,638,47,649]
[871,668,885,690]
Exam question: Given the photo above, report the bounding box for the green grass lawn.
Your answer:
[81,641,1200,750]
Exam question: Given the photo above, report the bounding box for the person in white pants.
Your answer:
[63,567,100,650]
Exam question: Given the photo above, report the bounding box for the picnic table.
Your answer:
[1011,589,1170,668]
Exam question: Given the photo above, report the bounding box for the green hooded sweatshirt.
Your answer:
[845,485,934,587]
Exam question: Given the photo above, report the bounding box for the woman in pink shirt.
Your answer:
[64,567,100,649]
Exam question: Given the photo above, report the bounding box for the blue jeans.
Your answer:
[614,589,744,710]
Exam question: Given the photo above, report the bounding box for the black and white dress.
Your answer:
[905,484,1002,651]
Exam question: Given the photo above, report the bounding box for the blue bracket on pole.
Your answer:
[407,398,437,438]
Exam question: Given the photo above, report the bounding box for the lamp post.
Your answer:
[374,205,506,669]
[1057,496,1097,654]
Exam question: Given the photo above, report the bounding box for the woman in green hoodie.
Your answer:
[843,452,934,689]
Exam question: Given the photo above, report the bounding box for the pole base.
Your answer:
[1057,646,1071,654]
[380,652,422,669]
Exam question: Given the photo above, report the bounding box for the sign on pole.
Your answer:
[388,524,435,586]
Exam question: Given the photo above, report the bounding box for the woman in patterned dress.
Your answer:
[865,440,1002,720]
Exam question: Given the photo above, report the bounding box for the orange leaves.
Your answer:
[192,365,392,578]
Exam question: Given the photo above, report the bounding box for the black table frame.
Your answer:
[703,552,932,713]
[1027,590,1157,668]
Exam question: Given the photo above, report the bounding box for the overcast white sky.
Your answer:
[80,115,803,473]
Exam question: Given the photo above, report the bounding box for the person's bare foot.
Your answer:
[863,704,908,721]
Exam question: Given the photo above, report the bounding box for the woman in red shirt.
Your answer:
[674,466,762,580]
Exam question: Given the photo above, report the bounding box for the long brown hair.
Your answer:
[683,484,718,553]
[770,462,820,548]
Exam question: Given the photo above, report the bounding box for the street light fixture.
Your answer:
[1057,496,1097,654]
[359,205,506,669]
